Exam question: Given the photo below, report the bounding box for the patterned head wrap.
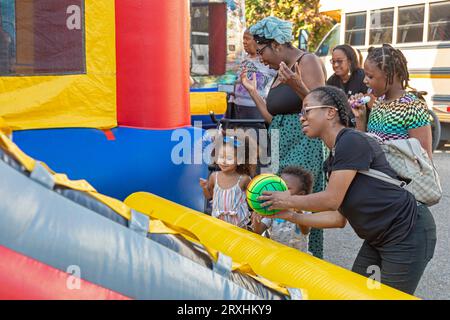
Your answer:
[249,16,294,44]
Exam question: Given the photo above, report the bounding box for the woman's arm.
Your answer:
[240,70,273,123]
[259,170,357,212]
[269,210,347,229]
[298,54,326,93]
[409,125,433,159]
[297,216,311,235]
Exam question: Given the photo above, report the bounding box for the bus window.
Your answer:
[370,8,394,45]
[316,24,340,57]
[345,11,366,46]
[428,1,450,41]
[397,4,425,43]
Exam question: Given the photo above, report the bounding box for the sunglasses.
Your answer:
[256,43,271,56]
[299,105,338,118]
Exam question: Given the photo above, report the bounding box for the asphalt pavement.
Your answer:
[323,146,450,300]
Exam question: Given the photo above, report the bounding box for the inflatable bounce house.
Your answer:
[0,0,416,300]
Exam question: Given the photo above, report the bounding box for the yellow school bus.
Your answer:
[316,0,450,147]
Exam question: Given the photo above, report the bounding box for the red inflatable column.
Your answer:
[115,0,190,129]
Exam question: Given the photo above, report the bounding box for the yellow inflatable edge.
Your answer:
[125,191,419,300]
[190,92,227,116]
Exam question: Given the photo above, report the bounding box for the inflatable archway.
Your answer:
[0,0,417,300]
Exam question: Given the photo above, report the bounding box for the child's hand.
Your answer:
[348,93,368,119]
[250,212,266,234]
[199,178,208,189]
[251,211,262,225]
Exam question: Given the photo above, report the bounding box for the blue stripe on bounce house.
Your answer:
[0,158,266,300]
[12,127,208,212]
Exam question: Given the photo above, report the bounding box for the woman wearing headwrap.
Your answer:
[242,16,328,258]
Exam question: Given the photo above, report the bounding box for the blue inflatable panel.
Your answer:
[190,88,219,92]
[0,159,261,300]
[13,127,208,211]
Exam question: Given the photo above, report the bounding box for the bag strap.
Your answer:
[358,169,407,188]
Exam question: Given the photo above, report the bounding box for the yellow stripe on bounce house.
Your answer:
[190,92,228,116]
[125,192,418,300]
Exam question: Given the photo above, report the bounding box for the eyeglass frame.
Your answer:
[329,58,348,66]
[256,43,272,56]
[299,105,338,118]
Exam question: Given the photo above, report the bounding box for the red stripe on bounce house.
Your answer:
[115,0,191,129]
[102,129,116,141]
[0,245,131,300]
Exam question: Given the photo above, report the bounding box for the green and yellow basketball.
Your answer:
[246,174,288,215]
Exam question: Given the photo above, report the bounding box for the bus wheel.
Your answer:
[429,109,441,151]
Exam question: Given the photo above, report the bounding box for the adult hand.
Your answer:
[240,67,257,93]
[278,62,309,94]
[258,190,292,211]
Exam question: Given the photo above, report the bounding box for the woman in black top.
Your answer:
[242,17,328,259]
[327,44,368,97]
[327,45,370,127]
[259,85,436,295]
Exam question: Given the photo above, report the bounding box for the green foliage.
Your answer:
[245,0,335,51]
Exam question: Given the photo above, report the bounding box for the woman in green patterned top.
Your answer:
[240,17,328,258]
[350,44,433,158]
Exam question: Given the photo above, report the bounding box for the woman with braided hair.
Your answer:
[350,44,433,158]
[240,17,328,258]
[258,85,436,295]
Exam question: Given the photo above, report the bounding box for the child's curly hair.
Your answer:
[281,166,314,195]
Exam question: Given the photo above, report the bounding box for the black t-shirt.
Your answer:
[327,128,418,247]
[326,68,368,97]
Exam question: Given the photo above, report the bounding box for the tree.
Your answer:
[245,0,335,51]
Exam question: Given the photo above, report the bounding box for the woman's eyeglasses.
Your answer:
[256,44,271,56]
[299,106,338,118]
[330,59,347,66]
